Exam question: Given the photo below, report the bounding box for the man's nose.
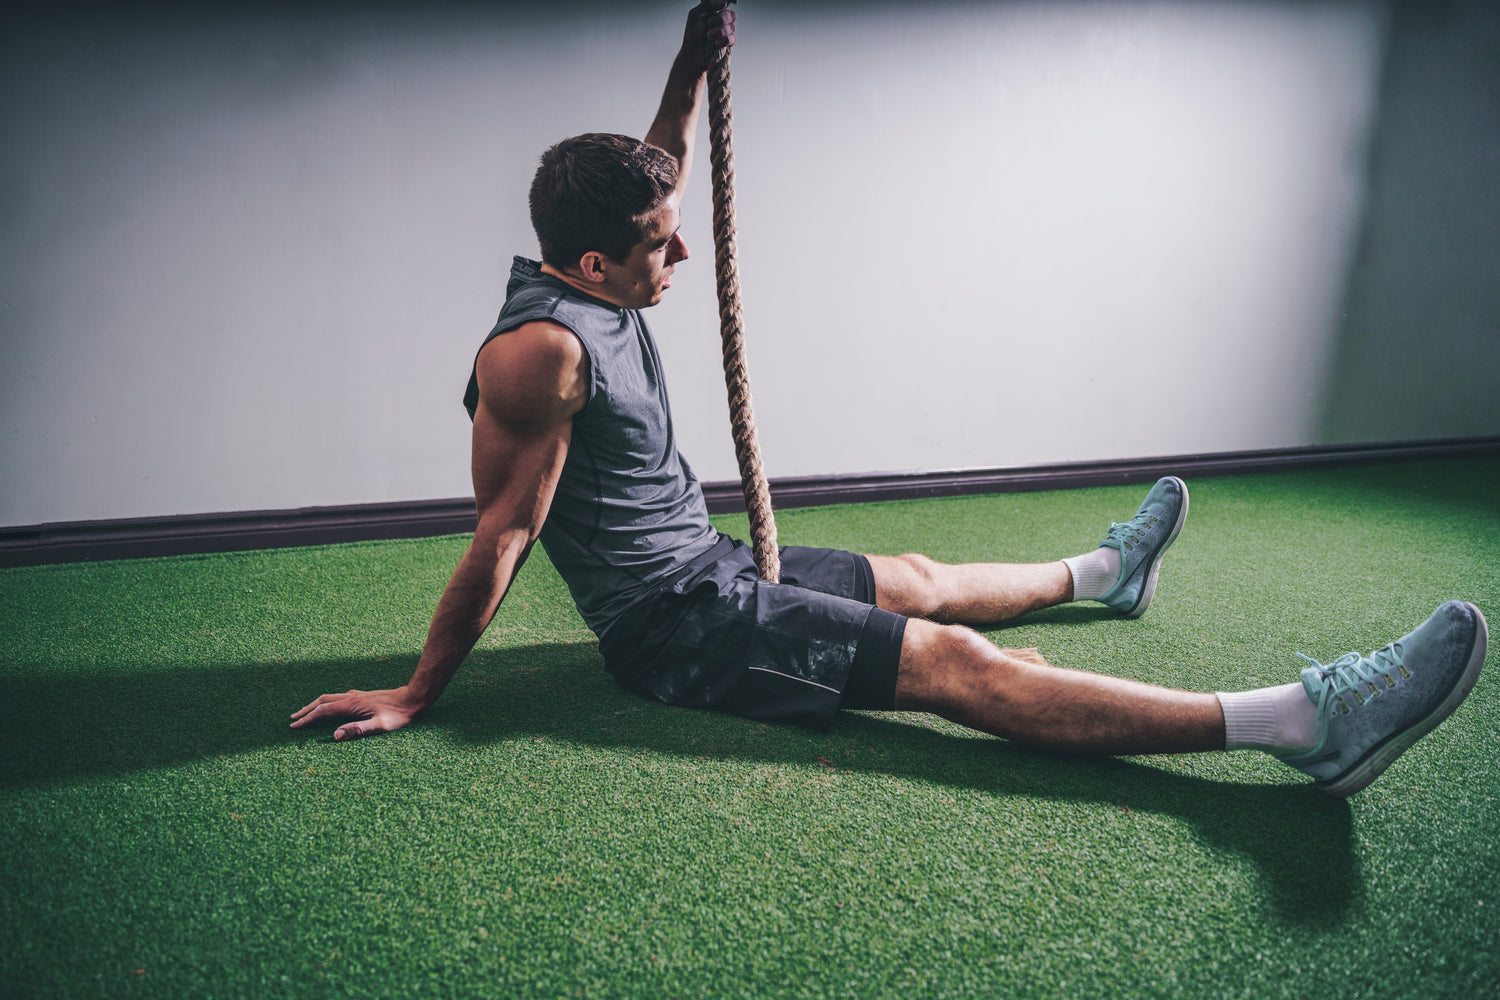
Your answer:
[668,232,689,264]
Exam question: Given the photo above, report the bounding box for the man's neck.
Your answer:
[539,262,627,308]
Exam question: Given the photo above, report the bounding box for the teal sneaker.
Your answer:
[1098,476,1189,618]
[1277,601,1488,797]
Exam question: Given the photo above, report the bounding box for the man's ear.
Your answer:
[576,251,609,284]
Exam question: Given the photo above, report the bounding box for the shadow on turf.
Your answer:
[2,640,1357,924]
[987,604,1123,627]
[453,644,1361,926]
[0,652,423,789]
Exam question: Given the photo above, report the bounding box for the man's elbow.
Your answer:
[470,520,538,568]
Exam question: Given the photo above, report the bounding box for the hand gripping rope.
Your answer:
[706,26,780,582]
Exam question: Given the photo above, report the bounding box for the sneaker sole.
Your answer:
[1121,477,1190,619]
[1315,602,1489,798]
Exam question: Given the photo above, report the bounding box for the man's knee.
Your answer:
[893,619,1008,711]
[870,552,945,618]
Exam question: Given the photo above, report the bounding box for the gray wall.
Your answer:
[2,0,1496,528]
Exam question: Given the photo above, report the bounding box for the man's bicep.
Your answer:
[468,405,571,538]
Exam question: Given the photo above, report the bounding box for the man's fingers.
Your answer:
[290,700,327,726]
[290,697,328,722]
[334,722,368,741]
[289,691,366,728]
[712,8,736,44]
[691,0,736,50]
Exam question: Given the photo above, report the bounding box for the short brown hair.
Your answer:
[529,133,678,267]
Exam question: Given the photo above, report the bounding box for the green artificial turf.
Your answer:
[2,459,1498,999]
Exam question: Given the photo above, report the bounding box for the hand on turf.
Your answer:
[290,686,423,741]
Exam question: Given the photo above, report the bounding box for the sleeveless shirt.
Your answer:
[463,256,720,637]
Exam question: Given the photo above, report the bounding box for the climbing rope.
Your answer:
[706,38,780,583]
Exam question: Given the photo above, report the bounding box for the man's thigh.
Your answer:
[604,542,903,728]
[777,544,876,603]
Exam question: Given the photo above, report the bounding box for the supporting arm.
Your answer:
[291,323,588,740]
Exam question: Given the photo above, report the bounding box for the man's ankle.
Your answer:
[1062,547,1122,602]
[1217,683,1318,752]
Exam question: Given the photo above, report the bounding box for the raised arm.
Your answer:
[644,0,737,199]
[291,322,588,740]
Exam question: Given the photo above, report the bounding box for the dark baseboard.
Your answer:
[700,436,1500,511]
[4,437,1498,568]
[0,498,481,569]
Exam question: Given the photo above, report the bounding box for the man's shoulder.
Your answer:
[464,258,610,423]
[473,320,590,426]
[478,317,587,389]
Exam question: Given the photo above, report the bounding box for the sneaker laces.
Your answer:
[1105,511,1160,552]
[1297,641,1407,718]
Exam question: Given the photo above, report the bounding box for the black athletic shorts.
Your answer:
[597,533,908,730]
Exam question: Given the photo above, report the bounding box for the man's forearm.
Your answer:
[403,534,530,709]
[647,0,737,191]
[644,49,708,190]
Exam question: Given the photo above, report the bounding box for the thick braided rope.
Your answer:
[706,42,780,582]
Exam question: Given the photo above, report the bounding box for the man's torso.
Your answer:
[465,256,718,636]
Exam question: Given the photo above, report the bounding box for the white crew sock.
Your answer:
[1216,683,1319,753]
[1062,546,1122,601]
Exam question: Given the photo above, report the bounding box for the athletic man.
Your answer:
[293,1,1488,797]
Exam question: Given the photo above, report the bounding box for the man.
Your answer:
[293,2,1487,798]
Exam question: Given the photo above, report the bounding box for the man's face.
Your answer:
[602,196,688,309]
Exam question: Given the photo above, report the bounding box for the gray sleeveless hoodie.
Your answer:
[463,256,719,637]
